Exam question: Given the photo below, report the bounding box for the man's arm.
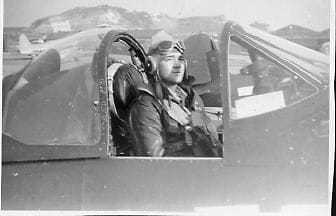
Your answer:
[129,95,164,156]
[193,93,219,137]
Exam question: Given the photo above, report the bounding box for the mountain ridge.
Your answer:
[28,5,226,36]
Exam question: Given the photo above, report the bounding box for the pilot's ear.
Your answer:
[147,56,157,75]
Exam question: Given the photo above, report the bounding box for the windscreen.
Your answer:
[243,26,330,83]
[2,28,114,146]
[52,28,114,70]
[42,27,131,71]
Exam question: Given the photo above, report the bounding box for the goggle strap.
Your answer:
[174,41,185,54]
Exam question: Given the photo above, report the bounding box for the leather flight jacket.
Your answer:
[129,84,222,157]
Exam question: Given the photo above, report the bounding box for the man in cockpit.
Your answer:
[244,49,290,95]
[128,34,222,157]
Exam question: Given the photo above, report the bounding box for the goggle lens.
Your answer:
[156,40,185,54]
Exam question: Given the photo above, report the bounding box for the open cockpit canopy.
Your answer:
[235,24,329,83]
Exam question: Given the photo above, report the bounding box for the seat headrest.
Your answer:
[108,64,148,119]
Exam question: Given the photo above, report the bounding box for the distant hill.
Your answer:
[174,16,226,35]
[319,28,330,39]
[27,5,225,36]
[272,25,330,51]
[272,24,320,38]
[30,5,153,33]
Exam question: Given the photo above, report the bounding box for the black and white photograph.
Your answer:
[1,0,334,215]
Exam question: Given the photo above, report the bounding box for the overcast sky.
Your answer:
[3,0,331,31]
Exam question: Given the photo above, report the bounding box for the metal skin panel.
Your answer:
[1,158,328,211]
[2,160,84,210]
[2,134,103,162]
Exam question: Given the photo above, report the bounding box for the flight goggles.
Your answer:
[148,40,185,55]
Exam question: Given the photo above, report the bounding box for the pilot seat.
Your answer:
[107,61,151,156]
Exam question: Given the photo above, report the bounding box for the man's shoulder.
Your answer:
[137,93,156,103]
[132,90,162,111]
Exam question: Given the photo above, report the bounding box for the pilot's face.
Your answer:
[157,51,185,85]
